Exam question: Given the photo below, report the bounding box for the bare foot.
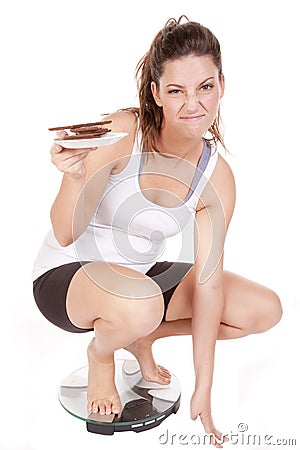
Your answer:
[124,338,171,385]
[87,338,122,415]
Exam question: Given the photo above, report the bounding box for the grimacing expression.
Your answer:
[151,55,224,139]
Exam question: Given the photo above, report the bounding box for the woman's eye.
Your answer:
[200,84,214,91]
[168,89,182,94]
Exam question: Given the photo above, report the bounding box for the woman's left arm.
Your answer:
[190,155,236,444]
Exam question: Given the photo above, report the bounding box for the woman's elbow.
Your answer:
[52,229,73,247]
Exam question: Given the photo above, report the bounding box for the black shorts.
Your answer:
[33,261,193,333]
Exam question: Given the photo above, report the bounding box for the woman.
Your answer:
[33,17,282,445]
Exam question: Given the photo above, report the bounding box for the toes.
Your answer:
[89,397,122,415]
[158,365,171,374]
[142,365,172,385]
[158,365,172,378]
[92,401,99,414]
[90,399,113,415]
[102,400,112,415]
[161,369,171,378]
[112,399,122,414]
[160,376,171,385]
[154,372,171,385]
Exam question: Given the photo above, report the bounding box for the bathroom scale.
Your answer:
[58,359,181,435]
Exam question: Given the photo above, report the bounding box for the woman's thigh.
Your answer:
[165,268,282,332]
[66,261,164,329]
[33,261,93,333]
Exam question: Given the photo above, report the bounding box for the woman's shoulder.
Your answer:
[85,109,139,175]
[214,152,235,184]
[104,109,138,135]
[204,150,236,209]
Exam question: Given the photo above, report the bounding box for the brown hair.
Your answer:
[135,16,225,152]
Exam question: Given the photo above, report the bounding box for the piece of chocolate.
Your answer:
[48,120,112,131]
[70,125,110,133]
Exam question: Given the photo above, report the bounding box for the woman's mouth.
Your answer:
[180,114,204,121]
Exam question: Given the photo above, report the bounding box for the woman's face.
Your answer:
[151,55,224,139]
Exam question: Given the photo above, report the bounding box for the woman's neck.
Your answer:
[157,124,204,162]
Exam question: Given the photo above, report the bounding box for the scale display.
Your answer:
[58,359,181,434]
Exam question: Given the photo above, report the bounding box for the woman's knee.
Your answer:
[111,293,165,338]
[135,295,165,336]
[254,289,283,333]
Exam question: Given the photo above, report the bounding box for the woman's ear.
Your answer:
[151,81,163,107]
[219,73,225,99]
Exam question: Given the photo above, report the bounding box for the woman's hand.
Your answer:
[50,131,98,180]
[190,388,229,448]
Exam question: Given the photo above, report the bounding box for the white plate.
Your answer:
[55,132,128,149]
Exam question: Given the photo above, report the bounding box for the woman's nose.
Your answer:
[184,92,199,112]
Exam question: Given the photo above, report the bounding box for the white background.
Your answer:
[1,0,299,449]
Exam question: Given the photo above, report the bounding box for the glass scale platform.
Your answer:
[58,359,181,434]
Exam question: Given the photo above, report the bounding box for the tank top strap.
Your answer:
[185,141,218,211]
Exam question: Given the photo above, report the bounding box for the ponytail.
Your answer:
[135,50,164,153]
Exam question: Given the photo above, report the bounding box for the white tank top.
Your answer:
[32,132,218,280]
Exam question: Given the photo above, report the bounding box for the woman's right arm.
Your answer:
[50,111,137,246]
